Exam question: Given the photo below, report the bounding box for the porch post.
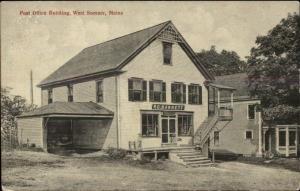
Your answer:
[217,89,220,109]
[230,91,234,108]
[286,127,289,157]
[263,129,267,152]
[257,111,262,156]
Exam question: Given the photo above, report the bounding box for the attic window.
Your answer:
[163,42,172,65]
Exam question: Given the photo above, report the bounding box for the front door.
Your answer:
[161,117,177,144]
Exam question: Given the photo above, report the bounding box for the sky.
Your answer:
[1,1,299,106]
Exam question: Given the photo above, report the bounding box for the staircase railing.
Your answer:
[199,115,219,148]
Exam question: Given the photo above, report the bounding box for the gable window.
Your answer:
[142,113,159,137]
[96,81,103,103]
[247,104,255,120]
[188,84,202,104]
[245,130,253,140]
[48,89,53,104]
[178,114,192,136]
[128,78,147,101]
[68,85,73,102]
[150,80,166,102]
[163,42,172,65]
[171,83,186,103]
[214,131,220,146]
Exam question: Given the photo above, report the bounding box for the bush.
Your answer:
[105,147,127,159]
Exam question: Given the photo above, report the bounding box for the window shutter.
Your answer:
[142,80,147,101]
[149,81,154,101]
[188,85,192,104]
[199,86,202,104]
[183,84,186,103]
[128,79,133,101]
[171,83,175,102]
[162,82,166,102]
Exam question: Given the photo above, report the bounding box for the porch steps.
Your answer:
[169,148,214,167]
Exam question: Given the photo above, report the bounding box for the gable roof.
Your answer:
[214,73,254,100]
[18,102,113,118]
[38,21,214,87]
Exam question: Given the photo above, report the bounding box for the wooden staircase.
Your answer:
[194,114,219,149]
[169,148,214,167]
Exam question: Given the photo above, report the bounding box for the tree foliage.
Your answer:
[196,46,247,76]
[246,13,300,124]
[1,87,37,149]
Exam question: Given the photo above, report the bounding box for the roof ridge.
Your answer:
[83,20,171,51]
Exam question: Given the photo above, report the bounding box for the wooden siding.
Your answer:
[119,39,209,149]
[72,119,114,149]
[53,86,68,102]
[209,100,260,155]
[73,81,96,102]
[18,117,44,148]
[41,89,48,106]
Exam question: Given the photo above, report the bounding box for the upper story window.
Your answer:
[171,83,186,103]
[48,89,53,104]
[163,42,172,65]
[128,78,147,101]
[68,85,73,102]
[188,84,202,104]
[247,104,255,120]
[149,80,166,102]
[96,80,103,103]
[178,114,193,136]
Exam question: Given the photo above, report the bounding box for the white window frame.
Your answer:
[245,130,254,140]
[140,112,160,137]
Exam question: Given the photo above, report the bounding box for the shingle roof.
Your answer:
[214,73,252,99]
[18,102,114,118]
[38,21,213,87]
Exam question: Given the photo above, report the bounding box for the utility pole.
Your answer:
[30,70,33,105]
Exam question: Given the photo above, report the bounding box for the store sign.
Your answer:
[152,104,185,111]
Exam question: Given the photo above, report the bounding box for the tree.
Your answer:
[1,87,37,149]
[246,13,300,124]
[196,45,247,76]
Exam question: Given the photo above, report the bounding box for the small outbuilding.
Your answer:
[17,102,114,152]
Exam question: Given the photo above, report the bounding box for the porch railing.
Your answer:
[218,106,233,121]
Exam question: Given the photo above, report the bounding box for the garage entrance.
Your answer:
[46,118,113,153]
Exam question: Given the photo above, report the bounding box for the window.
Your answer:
[214,131,219,146]
[96,81,103,103]
[150,80,166,102]
[171,83,186,103]
[68,85,73,102]
[247,104,255,119]
[142,114,159,137]
[188,85,202,104]
[279,130,286,146]
[128,78,147,101]
[48,89,53,104]
[163,42,172,65]
[289,130,296,146]
[178,115,193,136]
[245,130,253,140]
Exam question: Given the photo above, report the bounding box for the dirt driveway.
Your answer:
[2,151,300,191]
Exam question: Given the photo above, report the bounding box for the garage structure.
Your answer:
[17,102,114,151]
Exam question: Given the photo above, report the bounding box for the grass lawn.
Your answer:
[2,150,300,191]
